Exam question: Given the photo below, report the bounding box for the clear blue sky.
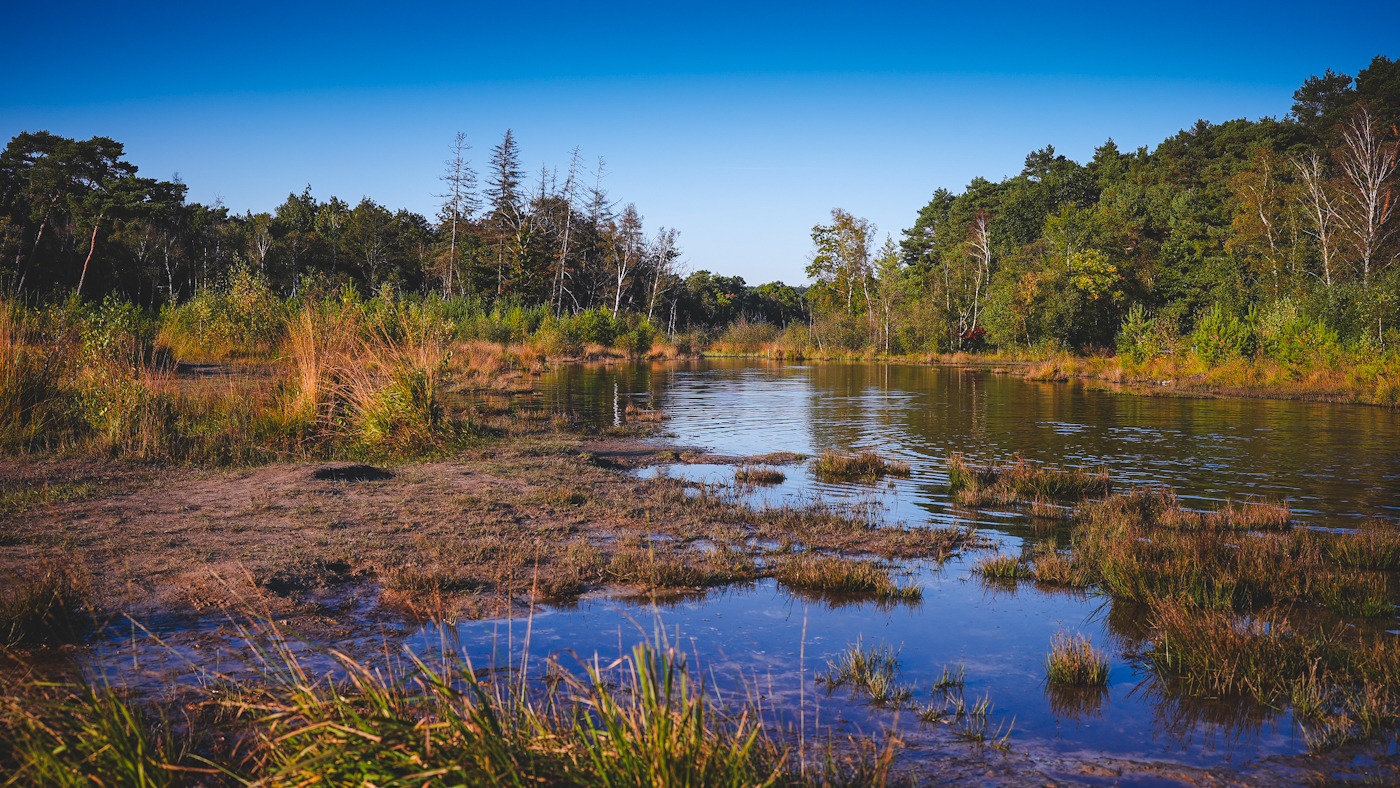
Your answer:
[3,1,1396,284]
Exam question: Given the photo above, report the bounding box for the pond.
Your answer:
[521,359,1400,767]
[78,358,1400,775]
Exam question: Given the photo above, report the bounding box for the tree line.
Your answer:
[0,128,805,334]
[800,55,1400,356]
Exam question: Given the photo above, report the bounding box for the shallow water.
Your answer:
[81,359,1400,770]
[524,359,1400,765]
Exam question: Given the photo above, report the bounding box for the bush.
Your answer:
[1115,303,1155,363]
[1190,303,1255,365]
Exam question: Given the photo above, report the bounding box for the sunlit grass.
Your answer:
[1044,632,1110,687]
[810,450,911,482]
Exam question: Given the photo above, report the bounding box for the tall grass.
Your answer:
[1044,633,1110,687]
[0,561,88,647]
[1,683,183,787]
[2,635,818,787]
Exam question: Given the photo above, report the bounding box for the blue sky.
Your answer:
[3,1,1396,284]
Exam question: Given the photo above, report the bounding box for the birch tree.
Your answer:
[1292,151,1342,286]
[1335,107,1399,287]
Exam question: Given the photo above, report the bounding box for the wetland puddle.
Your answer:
[79,359,1400,774]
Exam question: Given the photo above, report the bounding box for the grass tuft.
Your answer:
[734,465,786,485]
[772,555,922,602]
[972,553,1032,580]
[1045,632,1110,687]
[1,561,88,648]
[810,450,911,482]
[947,453,1110,505]
[818,638,912,704]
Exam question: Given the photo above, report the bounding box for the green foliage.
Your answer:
[1116,303,1155,362]
[1190,303,1256,364]
[2,685,180,787]
[161,264,288,358]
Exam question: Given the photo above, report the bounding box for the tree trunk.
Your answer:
[76,217,103,299]
[16,217,49,292]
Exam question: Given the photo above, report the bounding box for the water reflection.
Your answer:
[540,359,1400,523]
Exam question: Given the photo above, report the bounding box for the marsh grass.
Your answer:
[1044,633,1110,687]
[1,633,821,787]
[1071,487,1388,615]
[817,639,912,704]
[0,562,88,648]
[946,453,1110,505]
[772,555,922,602]
[810,450,911,482]
[1147,600,1400,711]
[734,465,786,485]
[972,553,1033,581]
[607,546,759,590]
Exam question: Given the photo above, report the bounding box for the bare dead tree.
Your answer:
[1335,108,1399,287]
[1292,151,1342,287]
[435,132,478,296]
[612,203,643,317]
[551,147,582,314]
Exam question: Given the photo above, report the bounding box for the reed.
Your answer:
[1044,633,1110,687]
[810,450,911,482]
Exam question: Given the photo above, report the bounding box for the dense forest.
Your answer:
[0,130,802,334]
[793,55,1400,360]
[2,55,1397,365]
